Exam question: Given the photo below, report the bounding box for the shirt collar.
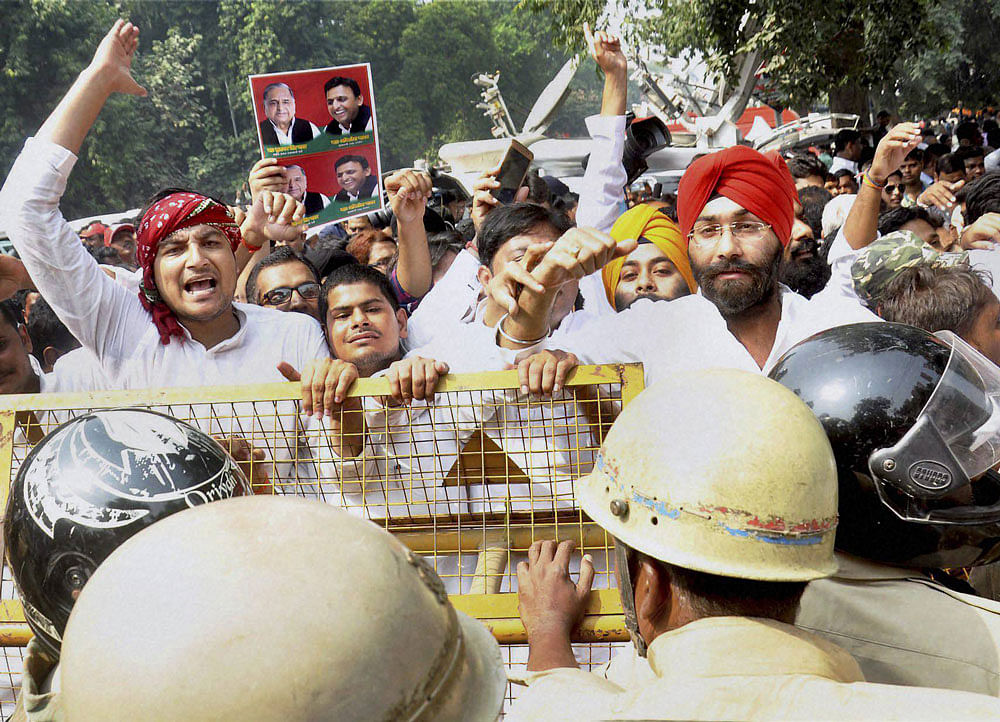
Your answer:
[176,306,247,352]
[647,617,864,683]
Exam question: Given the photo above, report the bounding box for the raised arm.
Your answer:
[37,20,147,153]
[842,122,921,250]
[574,23,628,233]
[494,228,635,350]
[385,170,433,298]
[0,21,150,371]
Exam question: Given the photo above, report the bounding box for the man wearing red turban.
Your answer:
[491,144,876,387]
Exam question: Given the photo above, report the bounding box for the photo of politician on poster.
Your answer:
[249,63,383,226]
[273,147,382,225]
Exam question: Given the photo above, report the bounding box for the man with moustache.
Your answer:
[258,82,321,147]
[600,203,696,310]
[284,164,330,216]
[779,198,830,298]
[489,145,877,391]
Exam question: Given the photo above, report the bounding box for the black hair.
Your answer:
[878,206,940,235]
[0,298,22,332]
[925,142,949,160]
[335,154,369,171]
[26,296,79,364]
[904,147,924,163]
[797,185,833,207]
[989,129,1000,150]
[648,556,806,624]
[832,168,857,182]
[876,109,891,119]
[937,153,967,176]
[956,121,982,144]
[965,172,1000,224]
[957,145,986,161]
[834,129,860,152]
[786,154,828,181]
[428,230,465,266]
[455,217,476,243]
[525,171,550,205]
[324,76,361,97]
[477,202,573,270]
[318,262,400,325]
[93,247,123,266]
[878,265,995,336]
[244,246,320,305]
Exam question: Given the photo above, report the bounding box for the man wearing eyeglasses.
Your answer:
[245,246,323,320]
[489,145,878,391]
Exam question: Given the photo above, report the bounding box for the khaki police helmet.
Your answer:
[578,368,839,581]
[59,496,506,722]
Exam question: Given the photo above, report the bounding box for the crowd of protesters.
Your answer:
[8,17,1000,722]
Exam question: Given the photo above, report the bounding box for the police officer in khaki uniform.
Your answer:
[773,322,1000,695]
[56,495,506,721]
[505,369,1000,721]
[7,409,253,722]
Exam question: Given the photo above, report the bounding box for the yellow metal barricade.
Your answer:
[0,363,643,715]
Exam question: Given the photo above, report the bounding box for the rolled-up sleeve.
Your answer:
[1,137,147,372]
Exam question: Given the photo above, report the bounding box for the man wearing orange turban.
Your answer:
[602,204,696,311]
[492,144,876,383]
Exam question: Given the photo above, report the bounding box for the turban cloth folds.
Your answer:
[677,146,798,247]
[603,205,696,306]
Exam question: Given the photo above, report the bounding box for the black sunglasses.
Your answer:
[262,282,320,306]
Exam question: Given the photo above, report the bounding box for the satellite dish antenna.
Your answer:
[521,56,580,137]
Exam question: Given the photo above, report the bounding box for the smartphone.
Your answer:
[492,140,534,204]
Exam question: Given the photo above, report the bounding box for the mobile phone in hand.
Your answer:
[492,140,534,204]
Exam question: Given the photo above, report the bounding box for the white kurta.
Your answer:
[532,286,879,384]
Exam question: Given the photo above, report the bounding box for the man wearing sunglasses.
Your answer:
[245,246,323,320]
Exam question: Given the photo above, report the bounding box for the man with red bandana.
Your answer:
[491,144,877,390]
[0,21,330,389]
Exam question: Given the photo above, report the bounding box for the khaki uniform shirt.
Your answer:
[10,640,62,722]
[797,554,1000,695]
[506,617,1000,721]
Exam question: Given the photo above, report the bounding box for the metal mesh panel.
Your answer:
[0,363,640,712]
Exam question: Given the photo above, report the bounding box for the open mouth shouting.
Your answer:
[184,277,218,301]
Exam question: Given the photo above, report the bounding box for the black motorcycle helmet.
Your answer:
[4,409,251,658]
[769,322,1000,569]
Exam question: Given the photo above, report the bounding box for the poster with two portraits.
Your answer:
[250,64,384,229]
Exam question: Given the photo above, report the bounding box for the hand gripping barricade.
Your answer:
[58,496,507,722]
[576,368,839,656]
[0,365,644,714]
[768,322,1000,569]
[4,408,251,659]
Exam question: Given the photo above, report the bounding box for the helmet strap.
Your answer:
[613,538,648,658]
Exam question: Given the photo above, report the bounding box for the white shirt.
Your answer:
[39,346,110,393]
[969,249,1000,297]
[336,115,373,135]
[829,156,859,175]
[575,114,629,317]
[1,137,331,391]
[405,248,482,349]
[268,117,321,146]
[534,287,878,383]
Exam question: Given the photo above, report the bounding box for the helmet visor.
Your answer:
[870,330,1000,523]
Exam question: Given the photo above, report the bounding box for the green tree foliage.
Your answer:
[884,0,1000,117]
[0,0,572,219]
[522,0,936,114]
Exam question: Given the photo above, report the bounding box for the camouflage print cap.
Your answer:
[851,230,969,305]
